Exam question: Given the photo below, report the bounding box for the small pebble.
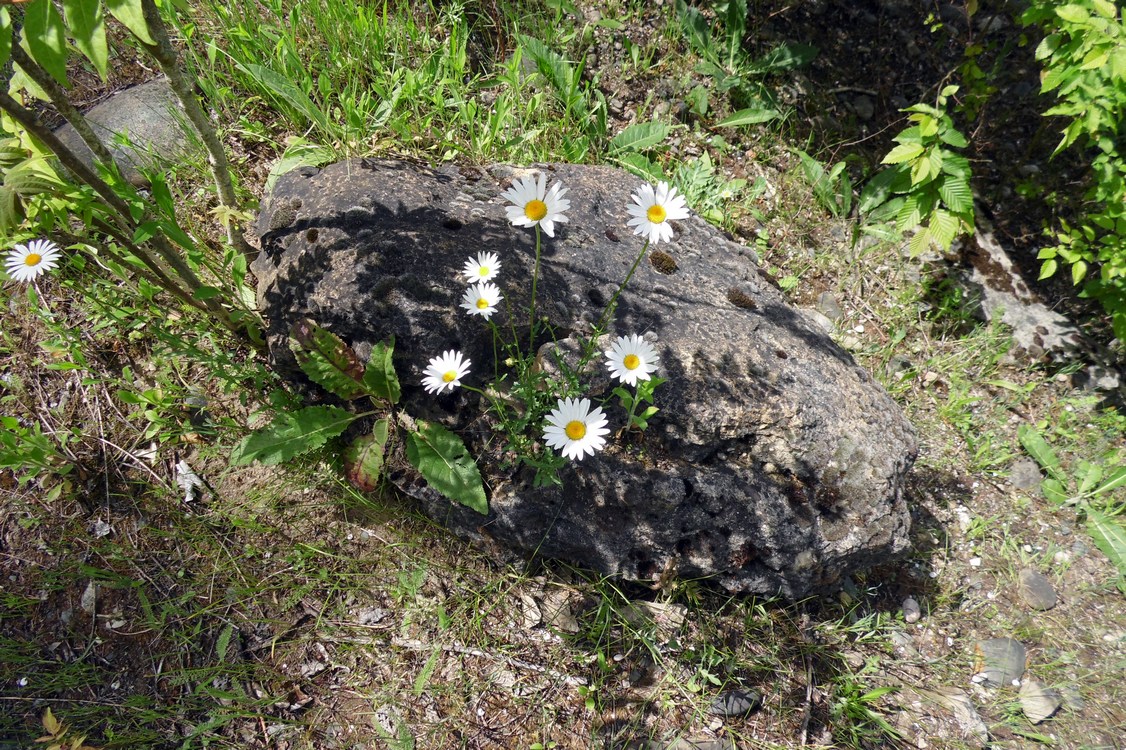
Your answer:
[969,557,982,567]
[903,596,921,623]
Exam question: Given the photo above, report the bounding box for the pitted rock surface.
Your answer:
[253,159,917,598]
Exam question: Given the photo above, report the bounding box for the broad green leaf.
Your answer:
[406,421,487,515]
[858,167,902,214]
[609,122,672,154]
[908,228,931,258]
[234,62,329,133]
[1091,0,1117,18]
[4,166,60,196]
[0,9,12,70]
[362,338,400,404]
[1039,257,1058,280]
[910,152,932,185]
[0,185,22,233]
[230,405,355,466]
[290,320,366,400]
[63,0,108,79]
[896,191,926,232]
[724,0,747,68]
[938,175,973,214]
[1018,425,1066,483]
[613,152,666,183]
[716,106,779,127]
[1076,460,1103,495]
[882,142,925,165]
[676,0,713,58]
[264,140,334,192]
[343,419,389,492]
[1071,259,1088,285]
[756,42,818,72]
[105,0,154,45]
[1085,506,1126,581]
[940,128,969,148]
[24,0,69,86]
[1095,466,1126,495]
[928,209,961,251]
[1054,4,1089,24]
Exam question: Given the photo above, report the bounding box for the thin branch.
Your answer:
[139,0,255,262]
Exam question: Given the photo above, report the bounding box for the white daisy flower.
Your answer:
[502,173,570,237]
[604,334,660,387]
[543,397,610,461]
[625,181,690,245]
[460,281,502,320]
[422,350,471,395]
[4,238,61,283]
[462,251,501,284]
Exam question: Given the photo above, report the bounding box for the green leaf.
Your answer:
[63,0,109,79]
[724,0,747,67]
[1017,425,1066,483]
[406,421,487,515]
[910,152,932,185]
[0,9,12,70]
[105,0,154,45]
[1086,506,1126,581]
[1071,259,1088,285]
[290,320,366,400]
[362,338,400,405]
[609,122,672,154]
[1039,258,1059,280]
[882,142,925,165]
[756,42,818,72]
[1076,460,1103,495]
[264,140,335,192]
[716,106,780,127]
[215,623,233,663]
[4,165,60,196]
[234,62,329,133]
[676,0,713,58]
[23,0,70,86]
[1054,4,1089,24]
[230,406,355,466]
[928,209,961,252]
[940,128,968,148]
[938,175,973,214]
[343,419,389,492]
[613,152,666,183]
[0,185,22,233]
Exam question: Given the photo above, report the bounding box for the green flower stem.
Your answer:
[598,237,651,334]
[529,224,543,352]
[623,383,642,431]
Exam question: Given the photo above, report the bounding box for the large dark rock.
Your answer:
[253,159,917,598]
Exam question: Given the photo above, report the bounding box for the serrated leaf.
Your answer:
[229,406,354,466]
[406,421,487,515]
[1054,4,1089,24]
[343,419,389,492]
[910,152,932,185]
[362,338,400,404]
[290,320,366,399]
[4,166,60,196]
[518,34,578,114]
[940,128,968,148]
[215,623,233,663]
[63,0,108,79]
[0,185,22,233]
[928,209,961,251]
[716,106,779,127]
[938,175,973,214]
[858,167,902,214]
[1018,425,1066,483]
[883,142,925,165]
[896,192,926,232]
[908,228,931,257]
[1095,466,1126,494]
[105,0,154,44]
[1076,460,1103,495]
[609,122,671,154]
[23,0,69,86]
[1086,506,1126,581]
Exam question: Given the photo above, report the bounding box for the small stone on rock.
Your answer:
[1019,680,1062,723]
[1018,568,1058,611]
[816,291,844,320]
[1008,458,1043,490]
[707,689,763,717]
[903,596,921,623]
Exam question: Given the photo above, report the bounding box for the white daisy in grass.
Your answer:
[604,334,660,387]
[543,397,610,461]
[625,181,690,245]
[502,173,570,237]
[4,238,61,283]
[422,350,471,395]
[462,251,501,284]
[460,281,502,320]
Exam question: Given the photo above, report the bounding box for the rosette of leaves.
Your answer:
[230,321,487,514]
[859,85,974,257]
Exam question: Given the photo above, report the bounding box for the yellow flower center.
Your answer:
[623,354,641,370]
[565,420,587,441]
[525,199,548,221]
[647,204,667,224]
[24,253,42,267]
[476,297,490,309]
[478,266,490,277]
[442,370,458,383]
